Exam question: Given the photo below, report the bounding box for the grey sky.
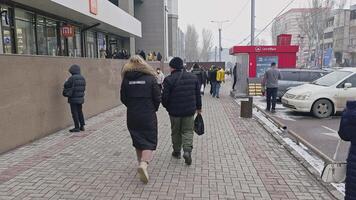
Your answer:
[178,0,355,49]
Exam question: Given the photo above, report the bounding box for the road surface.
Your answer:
[254,96,350,161]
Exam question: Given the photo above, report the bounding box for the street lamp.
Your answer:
[211,20,229,62]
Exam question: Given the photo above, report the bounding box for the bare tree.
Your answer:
[199,29,213,62]
[298,0,335,67]
[185,25,199,62]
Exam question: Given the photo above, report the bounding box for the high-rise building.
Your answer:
[167,0,178,58]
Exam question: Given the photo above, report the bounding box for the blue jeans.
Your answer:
[266,88,278,111]
[212,82,221,97]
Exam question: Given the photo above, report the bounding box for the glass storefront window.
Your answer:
[74,27,81,57]
[15,8,36,55]
[86,31,96,58]
[36,16,46,55]
[97,32,106,58]
[46,19,57,56]
[1,6,14,54]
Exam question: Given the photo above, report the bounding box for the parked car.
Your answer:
[277,69,329,99]
[282,68,356,118]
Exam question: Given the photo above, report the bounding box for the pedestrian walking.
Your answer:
[162,57,202,165]
[209,66,218,96]
[139,50,146,60]
[338,101,356,200]
[157,52,163,62]
[191,63,205,95]
[120,55,161,184]
[232,63,237,91]
[215,67,225,98]
[63,65,86,132]
[262,62,281,113]
[156,68,165,90]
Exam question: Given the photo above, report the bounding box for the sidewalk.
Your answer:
[0,84,335,200]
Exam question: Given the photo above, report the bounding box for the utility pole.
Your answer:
[251,0,255,46]
[214,46,217,62]
[211,20,229,62]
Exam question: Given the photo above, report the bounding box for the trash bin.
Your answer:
[240,97,253,118]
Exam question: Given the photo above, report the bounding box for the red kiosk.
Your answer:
[229,34,299,78]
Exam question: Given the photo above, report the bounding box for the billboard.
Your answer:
[256,56,278,78]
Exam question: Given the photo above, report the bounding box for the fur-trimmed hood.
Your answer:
[121,62,156,79]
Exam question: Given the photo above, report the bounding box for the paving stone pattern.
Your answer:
[0,84,335,200]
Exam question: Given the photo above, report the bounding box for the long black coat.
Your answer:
[121,70,161,150]
[162,70,202,117]
[338,101,356,200]
[64,65,86,104]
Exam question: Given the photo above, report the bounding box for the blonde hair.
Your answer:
[121,55,156,78]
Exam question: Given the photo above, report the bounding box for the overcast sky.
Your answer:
[178,0,355,48]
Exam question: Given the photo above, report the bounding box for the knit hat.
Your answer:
[169,57,183,70]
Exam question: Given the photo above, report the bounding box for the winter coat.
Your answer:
[217,69,225,82]
[191,67,204,86]
[120,63,161,150]
[209,69,218,83]
[162,70,202,117]
[338,101,356,200]
[64,65,86,104]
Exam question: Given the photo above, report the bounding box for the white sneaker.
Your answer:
[137,161,149,184]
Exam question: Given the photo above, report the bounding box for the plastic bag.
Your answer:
[194,113,205,136]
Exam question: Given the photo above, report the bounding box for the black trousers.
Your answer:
[266,88,278,111]
[232,77,237,90]
[70,103,85,129]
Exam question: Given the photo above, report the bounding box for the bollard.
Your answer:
[240,97,253,118]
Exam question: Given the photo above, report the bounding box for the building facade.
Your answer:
[134,0,168,60]
[167,0,178,58]
[322,5,356,66]
[0,0,141,58]
[272,9,311,67]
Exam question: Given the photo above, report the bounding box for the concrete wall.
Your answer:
[0,55,168,154]
[134,0,166,58]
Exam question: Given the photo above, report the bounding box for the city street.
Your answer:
[253,97,350,161]
[0,86,337,200]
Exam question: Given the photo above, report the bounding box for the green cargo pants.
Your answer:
[169,115,194,153]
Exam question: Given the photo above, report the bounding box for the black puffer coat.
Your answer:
[338,101,356,200]
[64,65,86,104]
[162,70,202,117]
[120,64,161,150]
[191,67,205,86]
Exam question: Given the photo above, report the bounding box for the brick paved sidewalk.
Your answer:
[0,84,335,200]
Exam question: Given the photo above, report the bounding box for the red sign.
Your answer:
[89,0,98,15]
[61,26,74,38]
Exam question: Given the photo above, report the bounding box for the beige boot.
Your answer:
[137,161,149,184]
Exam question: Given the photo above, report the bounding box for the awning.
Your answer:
[12,0,142,37]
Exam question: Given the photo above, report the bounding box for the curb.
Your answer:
[245,100,344,200]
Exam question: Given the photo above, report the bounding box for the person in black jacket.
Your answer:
[232,63,238,90]
[338,101,356,200]
[63,65,86,132]
[162,57,202,165]
[209,66,218,97]
[191,63,204,95]
[120,55,161,184]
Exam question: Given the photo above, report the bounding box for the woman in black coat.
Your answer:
[120,55,161,184]
[338,101,356,200]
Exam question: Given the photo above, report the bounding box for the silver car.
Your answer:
[277,69,330,99]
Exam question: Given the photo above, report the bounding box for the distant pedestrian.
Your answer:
[162,57,202,165]
[99,48,107,59]
[208,66,217,95]
[157,52,163,62]
[262,62,281,113]
[120,55,161,184]
[139,50,146,60]
[338,101,356,200]
[214,67,225,98]
[63,65,86,132]
[156,68,165,90]
[232,63,237,91]
[191,63,205,95]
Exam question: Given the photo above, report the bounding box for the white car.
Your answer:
[281,68,356,118]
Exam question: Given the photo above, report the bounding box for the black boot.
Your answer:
[183,152,192,165]
[69,128,80,133]
[80,126,85,131]
[172,151,181,159]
